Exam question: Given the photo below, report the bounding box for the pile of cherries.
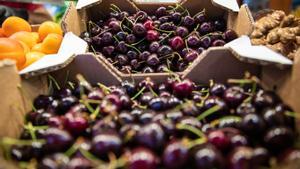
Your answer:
[4,76,299,169]
[80,4,238,73]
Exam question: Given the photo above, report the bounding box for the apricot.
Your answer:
[38,21,63,41]
[2,16,31,37]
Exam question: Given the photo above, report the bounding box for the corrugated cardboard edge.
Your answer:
[182,47,261,83]
[20,54,76,79]
[51,54,122,86]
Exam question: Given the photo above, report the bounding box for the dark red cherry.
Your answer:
[163,140,189,169]
[43,128,73,153]
[175,26,189,38]
[193,144,225,169]
[144,20,154,30]
[172,79,194,98]
[136,122,165,150]
[127,147,158,169]
[91,132,122,158]
[146,30,159,41]
[169,36,184,50]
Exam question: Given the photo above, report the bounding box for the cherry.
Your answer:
[160,22,174,31]
[208,130,230,151]
[210,83,227,97]
[163,140,188,169]
[66,157,93,169]
[126,34,137,44]
[236,102,256,116]
[195,12,206,24]
[43,128,73,153]
[127,147,158,169]
[262,108,286,127]
[223,86,247,108]
[252,147,270,167]
[264,127,294,153]
[185,50,198,62]
[116,41,128,53]
[172,79,194,98]
[171,12,182,23]
[144,20,154,30]
[116,31,127,41]
[64,112,89,136]
[121,81,136,97]
[241,113,266,137]
[91,132,122,158]
[92,119,117,136]
[147,53,160,66]
[159,16,171,23]
[187,35,200,47]
[199,22,213,35]
[142,66,155,73]
[193,144,224,169]
[183,16,195,27]
[136,122,165,150]
[133,23,147,37]
[146,30,160,41]
[135,11,148,22]
[169,36,184,50]
[175,26,189,37]
[228,147,254,169]
[155,6,167,17]
[116,54,129,66]
[33,95,53,110]
[108,20,121,32]
[38,153,69,169]
[199,36,211,49]
[212,39,226,46]
[127,50,138,60]
[139,51,151,61]
[102,46,115,57]
[101,32,113,45]
[158,45,173,57]
[224,29,238,42]
[214,19,226,31]
[149,41,160,53]
[149,97,167,111]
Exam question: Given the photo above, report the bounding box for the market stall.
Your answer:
[0,0,299,168]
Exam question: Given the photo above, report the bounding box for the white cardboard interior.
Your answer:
[226,36,293,66]
[19,32,88,76]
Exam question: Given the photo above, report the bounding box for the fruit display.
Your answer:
[251,10,300,60]
[2,75,299,169]
[0,17,63,70]
[80,4,238,73]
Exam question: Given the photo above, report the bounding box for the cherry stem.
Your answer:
[158,32,173,44]
[76,74,93,91]
[210,116,242,127]
[113,35,120,43]
[79,148,104,166]
[90,106,100,120]
[64,143,79,157]
[197,105,221,121]
[131,86,146,100]
[227,79,255,84]
[97,83,111,95]
[155,27,174,34]
[90,45,97,55]
[80,99,95,114]
[110,4,122,13]
[126,44,141,54]
[173,52,183,61]
[109,7,118,13]
[176,123,206,138]
[48,75,61,91]
[187,138,207,149]
[285,111,300,119]
[193,8,206,18]
[185,39,190,52]
[149,87,158,97]
[1,137,45,146]
[24,123,48,140]
[132,38,146,46]
[184,24,200,39]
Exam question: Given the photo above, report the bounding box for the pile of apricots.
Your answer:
[0,16,63,70]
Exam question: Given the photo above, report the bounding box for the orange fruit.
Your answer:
[10,31,38,49]
[0,28,5,37]
[40,33,63,54]
[2,16,31,37]
[31,32,40,43]
[19,41,30,54]
[38,21,62,41]
[21,51,45,69]
[0,38,26,70]
[32,43,43,53]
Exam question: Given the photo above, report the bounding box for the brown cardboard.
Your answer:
[62,0,254,83]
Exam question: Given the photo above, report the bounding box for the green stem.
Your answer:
[80,100,95,114]
[132,38,146,46]
[149,87,158,97]
[48,75,61,91]
[176,123,206,138]
[131,87,145,100]
[197,105,221,121]
[210,116,242,127]
[90,106,100,120]
[126,44,141,54]
[187,138,207,149]
[155,27,175,34]
[110,4,122,13]
[158,32,173,44]
[97,83,111,95]
[1,138,45,146]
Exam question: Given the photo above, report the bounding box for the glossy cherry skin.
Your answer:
[163,140,189,169]
[42,128,73,153]
[127,147,158,169]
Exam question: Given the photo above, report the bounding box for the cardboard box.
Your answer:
[62,0,255,82]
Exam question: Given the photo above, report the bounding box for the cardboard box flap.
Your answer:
[212,0,239,12]
[226,36,293,66]
[76,0,102,10]
[19,32,88,77]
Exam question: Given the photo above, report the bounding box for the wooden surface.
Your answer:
[269,0,292,13]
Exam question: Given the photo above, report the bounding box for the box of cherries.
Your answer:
[63,0,254,82]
